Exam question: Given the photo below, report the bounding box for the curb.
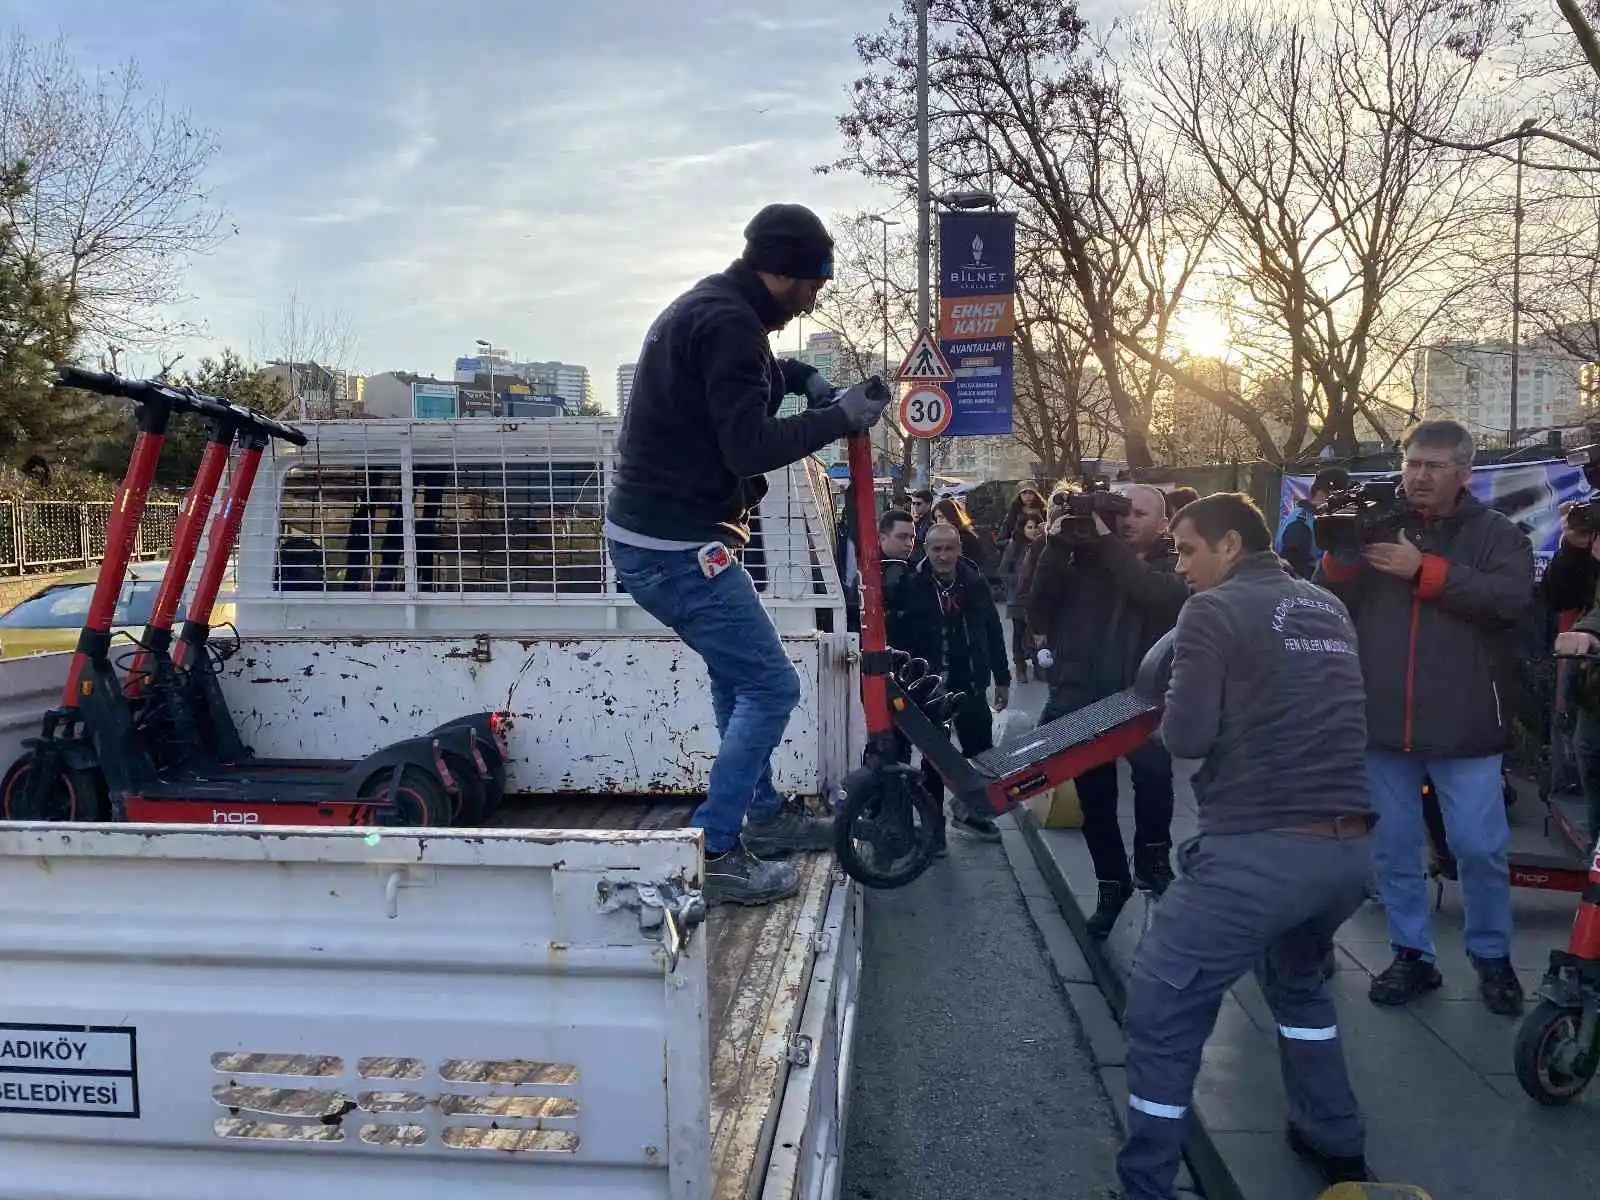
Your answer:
[1010,805,1248,1200]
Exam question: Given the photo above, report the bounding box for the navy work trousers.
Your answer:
[1118,826,1371,1200]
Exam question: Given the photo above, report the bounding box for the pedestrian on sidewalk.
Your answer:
[1315,419,1532,1016]
[890,523,1010,845]
[1119,493,1374,1200]
[999,507,1045,681]
[1540,501,1600,849]
[1027,481,1189,938]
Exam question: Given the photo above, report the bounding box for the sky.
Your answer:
[1,0,926,405]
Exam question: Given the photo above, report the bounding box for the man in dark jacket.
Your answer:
[604,203,890,907]
[1119,493,1372,1200]
[1543,501,1600,847]
[1027,483,1191,937]
[1316,420,1533,1015]
[891,522,1011,843]
[1278,466,1350,579]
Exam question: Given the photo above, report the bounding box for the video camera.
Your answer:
[1312,479,1411,558]
[1051,481,1132,544]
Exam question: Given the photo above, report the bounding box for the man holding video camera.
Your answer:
[1028,482,1190,938]
[1315,420,1533,1016]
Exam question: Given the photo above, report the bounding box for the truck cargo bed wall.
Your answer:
[0,823,710,1200]
[213,632,860,798]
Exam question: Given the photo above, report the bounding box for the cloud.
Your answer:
[39,0,893,382]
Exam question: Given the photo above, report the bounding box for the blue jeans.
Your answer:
[607,540,800,854]
[1367,749,1512,962]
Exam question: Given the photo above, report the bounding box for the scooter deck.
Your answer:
[972,688,1159,779]
[1317,1186,1432,1199]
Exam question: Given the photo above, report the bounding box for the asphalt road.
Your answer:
[839,813,1124,1200]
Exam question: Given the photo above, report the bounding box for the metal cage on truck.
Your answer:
[197,418,864,799]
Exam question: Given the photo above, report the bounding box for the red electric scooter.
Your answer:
[119,381,507,825]
[1514,649,1600,1104]
[1,368,502,828]
[829,382,1172,888]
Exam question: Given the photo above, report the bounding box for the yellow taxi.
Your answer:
[0,561,238,660]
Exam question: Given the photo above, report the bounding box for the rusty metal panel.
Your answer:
[217,633,845,796]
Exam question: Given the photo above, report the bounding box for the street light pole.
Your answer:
[915,0,932,492]
[867,215,899,384]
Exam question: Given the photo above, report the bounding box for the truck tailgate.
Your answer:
[0,822,710,1200]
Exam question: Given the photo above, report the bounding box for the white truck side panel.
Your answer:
[760,876,861,1200]
[216,633,859,797]
[0,824,710,1200]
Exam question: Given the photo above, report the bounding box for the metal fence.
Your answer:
[0,500,179,577]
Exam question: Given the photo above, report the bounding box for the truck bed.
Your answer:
[496,798,834,1200]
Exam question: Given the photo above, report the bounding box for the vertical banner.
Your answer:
[938,210,1017,436]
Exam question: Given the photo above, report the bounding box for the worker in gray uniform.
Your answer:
[1117,493,1374,1199]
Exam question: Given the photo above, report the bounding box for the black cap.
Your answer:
[740,203,834,281]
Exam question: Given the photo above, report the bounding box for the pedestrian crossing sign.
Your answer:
[896,329,955,383]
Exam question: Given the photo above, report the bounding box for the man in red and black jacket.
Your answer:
[1315,420,1533,1017]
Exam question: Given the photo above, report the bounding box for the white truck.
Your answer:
[0,417,865,1200]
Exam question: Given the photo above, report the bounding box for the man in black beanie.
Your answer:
[605,202,891,907]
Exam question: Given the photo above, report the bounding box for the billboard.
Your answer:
[412,382,457,419]
[938,210,1016,436]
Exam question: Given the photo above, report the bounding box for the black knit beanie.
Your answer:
[740,203,834,281]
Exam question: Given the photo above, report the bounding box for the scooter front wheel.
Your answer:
[833,763,942,889]
[1514,997,1599,1105]
[1,752,106,823]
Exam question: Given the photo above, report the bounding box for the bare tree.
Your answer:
[1132,0,1504,457]
[829,0,1263,468]
[250,290,361,418]
[0,32,226,353]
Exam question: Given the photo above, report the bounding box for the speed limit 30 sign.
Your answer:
[899,385,952,439]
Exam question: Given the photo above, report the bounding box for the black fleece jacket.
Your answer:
[606,260,851,546]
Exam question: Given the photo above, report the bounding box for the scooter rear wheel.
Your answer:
[833,763,942,889]
[438,749,488,826]
[357,764,450,828]
[1514,997,1599,1105]
[1,753,106,823]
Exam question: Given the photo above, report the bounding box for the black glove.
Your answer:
[836,380,891,431]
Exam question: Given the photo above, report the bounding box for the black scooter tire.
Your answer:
[1,753,106,823]
[833,764,942,890]
[438,749,488,826]
[357,764,451,828]
[1514,998,1600,1105]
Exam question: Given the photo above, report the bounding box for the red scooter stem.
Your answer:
[61,427,167,709]
[171,436,265,671]
[846,428,895,740]
[125,428,234,695]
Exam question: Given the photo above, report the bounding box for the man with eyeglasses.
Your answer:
[1316,420,1533,1016]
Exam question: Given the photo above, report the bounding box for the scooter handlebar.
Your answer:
[54,366,308,447]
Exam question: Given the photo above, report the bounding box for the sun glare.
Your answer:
[1177,311,1231,360]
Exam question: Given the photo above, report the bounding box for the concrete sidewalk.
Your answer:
[1016,754,1600,1200]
